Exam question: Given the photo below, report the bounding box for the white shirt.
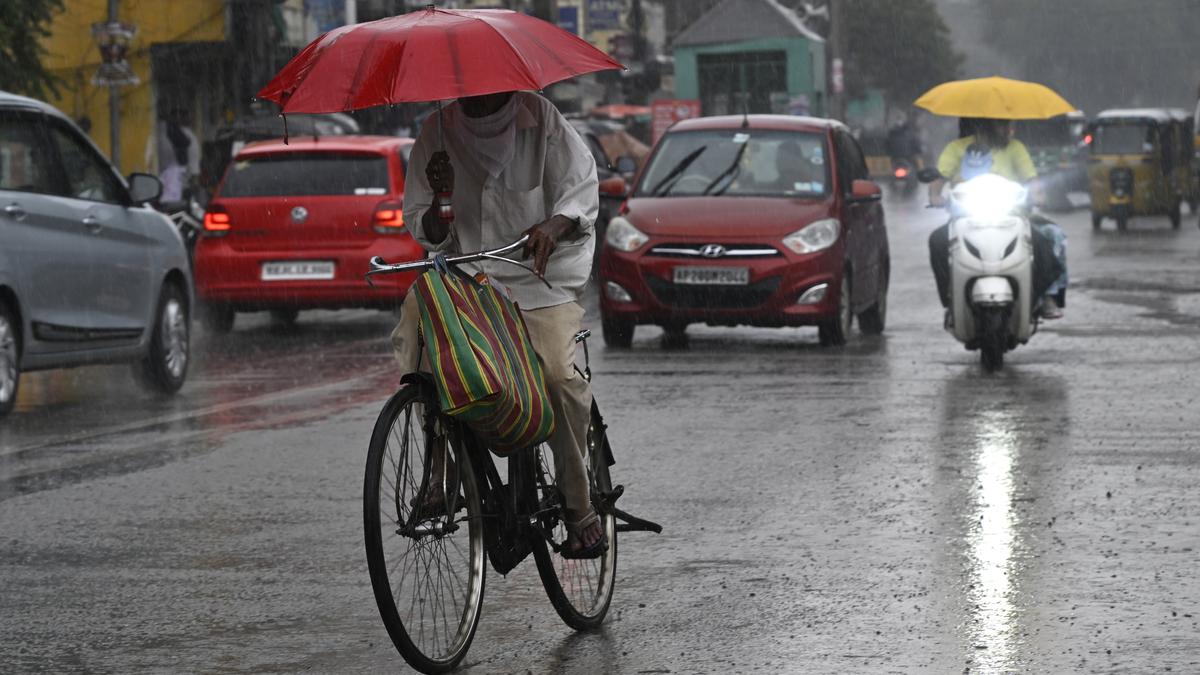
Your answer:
[404,92,599,310]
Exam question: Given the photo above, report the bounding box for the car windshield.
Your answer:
[219,152,390,197]
[636,129,828,198]
[1092,123,1153,155]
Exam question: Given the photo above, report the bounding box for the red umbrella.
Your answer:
[257,7,624,114]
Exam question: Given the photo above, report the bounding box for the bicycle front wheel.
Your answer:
[364,385,485,673]
[528,412,618,630]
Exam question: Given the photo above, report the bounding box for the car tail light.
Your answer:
[893,166,909,178]
[373,200,405,233]
[203,204,231,234]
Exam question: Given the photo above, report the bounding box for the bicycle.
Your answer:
[363,238,661,673]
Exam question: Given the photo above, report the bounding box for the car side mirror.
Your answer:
[598,175,629,198]
[849,179,881,202]
[615,156,638,175]
[128,173,162,204]
[916,168,942,183]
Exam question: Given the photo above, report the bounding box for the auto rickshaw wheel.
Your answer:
[1091,212,1103,230]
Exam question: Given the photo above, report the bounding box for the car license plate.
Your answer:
[261,261,335,281]
[673,266,749,285]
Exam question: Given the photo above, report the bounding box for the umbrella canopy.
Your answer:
[257,7,624,114]
[914,76,1076,120]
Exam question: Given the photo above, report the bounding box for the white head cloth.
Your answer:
[454,94,520,178]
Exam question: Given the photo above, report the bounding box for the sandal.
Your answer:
[561,510,608,560]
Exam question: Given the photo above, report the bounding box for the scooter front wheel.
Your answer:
[978,307,1007,372]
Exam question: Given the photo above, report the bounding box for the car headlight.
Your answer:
[605,216,649,253]
[782,218,840,254]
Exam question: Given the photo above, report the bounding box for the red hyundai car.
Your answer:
[194,136,422,332]
[599,115,889,347]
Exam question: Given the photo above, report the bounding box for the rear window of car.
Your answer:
[219,152,391,197]
[636,129,828,198]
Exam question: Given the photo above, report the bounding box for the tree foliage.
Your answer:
[0,0,65,99]
[840,0,961,108]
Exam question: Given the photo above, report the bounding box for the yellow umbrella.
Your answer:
[914,76,1076,120]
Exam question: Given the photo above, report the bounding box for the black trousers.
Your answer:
[928,222,1062,308]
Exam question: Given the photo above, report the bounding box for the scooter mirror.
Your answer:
[916,168,942,184]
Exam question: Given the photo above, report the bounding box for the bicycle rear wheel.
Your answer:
[528,412,618,630]
[364,385,485,673]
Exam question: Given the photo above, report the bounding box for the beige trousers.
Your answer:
[391,289,594,516]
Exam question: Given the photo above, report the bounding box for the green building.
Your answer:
[671,0,827,117]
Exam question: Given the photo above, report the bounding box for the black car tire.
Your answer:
[858,268,888,335]
[818,275,852,347]
[201,304,235,334]
[601,316,634,348]
[660,323,688,349]
[270,308,299,326]
[136,283,189,394]
[0,300,20,417]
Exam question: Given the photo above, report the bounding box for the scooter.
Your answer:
[157,192,207,264]
[921,170,1037,371]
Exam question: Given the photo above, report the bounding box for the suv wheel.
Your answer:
[136,284,189,394]
[0,301,20,417]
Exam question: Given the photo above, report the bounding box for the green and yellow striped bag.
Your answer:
[413,267,555,455]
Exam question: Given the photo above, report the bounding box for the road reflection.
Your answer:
[939,369,1068,671]
[965,405,1020,667]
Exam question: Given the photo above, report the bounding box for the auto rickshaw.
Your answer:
[1087,108,1198,231]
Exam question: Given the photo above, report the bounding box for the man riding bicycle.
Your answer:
[391,90,606,558]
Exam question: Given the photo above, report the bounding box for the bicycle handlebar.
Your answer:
[365,235,552,289]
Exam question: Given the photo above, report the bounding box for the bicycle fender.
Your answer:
[591,401,617,468]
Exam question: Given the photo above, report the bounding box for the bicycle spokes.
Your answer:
[370,392,484,666]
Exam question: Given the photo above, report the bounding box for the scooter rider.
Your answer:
[928,117,1067,319]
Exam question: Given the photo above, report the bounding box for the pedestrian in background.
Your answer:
[145,106,200,202]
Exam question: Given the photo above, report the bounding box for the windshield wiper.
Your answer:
[648,146,707,196]
[703,140,751,196]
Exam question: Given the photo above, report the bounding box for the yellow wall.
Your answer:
[41,0,226,174]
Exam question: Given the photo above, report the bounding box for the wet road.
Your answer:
[3,194,1200,673]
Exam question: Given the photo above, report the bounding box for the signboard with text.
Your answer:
[651,99,702,144]
[586,0,623,32]
[557,6,579,35]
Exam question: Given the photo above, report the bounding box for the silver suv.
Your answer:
[0,92,192,416]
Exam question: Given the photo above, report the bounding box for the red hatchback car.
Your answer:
[194,135,422,332]
[599,115,889,347]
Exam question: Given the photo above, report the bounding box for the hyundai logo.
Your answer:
[291,206,309,224]
[699,244,727,258]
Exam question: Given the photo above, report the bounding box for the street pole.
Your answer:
[827,0,845,121]
[107,0,121,168]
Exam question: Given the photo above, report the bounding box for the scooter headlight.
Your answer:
[952,174,1027,220]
